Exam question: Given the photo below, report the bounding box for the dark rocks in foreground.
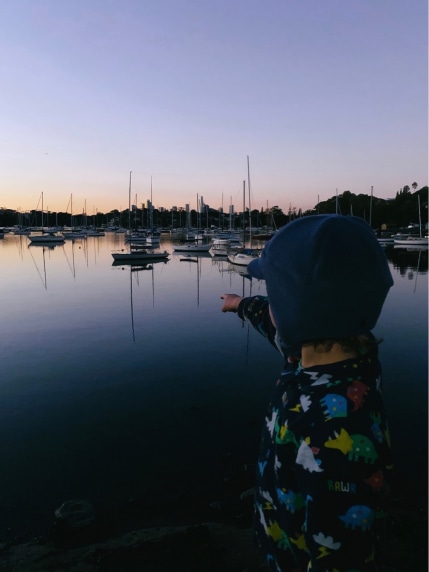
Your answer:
[0,522,267,572]
[0,465,427,572]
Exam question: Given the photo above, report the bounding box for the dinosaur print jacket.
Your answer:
[237,296,392,572]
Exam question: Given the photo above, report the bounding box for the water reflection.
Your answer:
[385,244,428,276]
[0,231,426,540]
[112,261,166,341]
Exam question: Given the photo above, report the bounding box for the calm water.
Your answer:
[0,232,427,537]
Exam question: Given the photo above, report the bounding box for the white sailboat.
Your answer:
[394,195,428,247]
[28,193,65,243]
[63,195,88,239]
[145,177,161,245]
[228,157,260,267]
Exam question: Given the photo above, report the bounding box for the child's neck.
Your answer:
[301,343,358,368]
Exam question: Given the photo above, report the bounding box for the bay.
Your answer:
[0,232,427,537]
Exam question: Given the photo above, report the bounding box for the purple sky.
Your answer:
[1,0,427,216]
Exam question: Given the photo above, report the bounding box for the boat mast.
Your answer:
[150,176,153,228]
[242,180,246,246]
[418,194,422,238]
[128,171,132,232]
[247,155,252,248]
[369,186,373,227]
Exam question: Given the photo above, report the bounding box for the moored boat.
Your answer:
[173,243,211,253]
[28,233,65,244]
[393,236,428,247]
[63,230,88,239]
[227,249,260,266]
[111,249,170,262]
[145,233,161,246]
[394,195,428,247]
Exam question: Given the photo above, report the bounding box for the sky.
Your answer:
[1,0,427,217]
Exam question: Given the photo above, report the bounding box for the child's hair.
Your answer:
[304,334,381,354]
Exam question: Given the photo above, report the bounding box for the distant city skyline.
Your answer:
[1,0,427,215]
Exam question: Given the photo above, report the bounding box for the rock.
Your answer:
[54,499,96,530]
[52,499,97,547]
[0,522,268,572]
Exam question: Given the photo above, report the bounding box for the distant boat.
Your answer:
[253,230,276,241]
[182,230,203,242]
[28,192,65,243]
[394,195,428,247]
[209,246,228,257]
[13,227,31,235]
[227,161,259,267]
[173,243,211,253]
[63,231,87,240]
[145,233,161,246]
[377,232,395,244]
[393,236,428,247]
[227,249,260,266]
[28,233,65,244]
[112,172,169,263]
[112,249,170,262]
[125,231,147,243]
[82,228,105,237]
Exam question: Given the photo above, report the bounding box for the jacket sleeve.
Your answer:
[237,296,278,349]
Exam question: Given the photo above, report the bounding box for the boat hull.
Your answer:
[173,244,211,253]
[393,238,428,246]
[227,251,260,266]
[111,251,170,262]
[28,234,65,243]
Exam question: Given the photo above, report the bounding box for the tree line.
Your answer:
[1,185,427,232]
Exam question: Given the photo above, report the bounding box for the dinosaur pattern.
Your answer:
[238,296,392,572]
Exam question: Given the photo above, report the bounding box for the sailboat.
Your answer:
[228,157,261,267]
[112,249,170,262]
[173,243,211,253]
[394,194,428,248]
[111,172,170,263]
[145,177,161,246]
[28,193,65,244]
[63,195,87,239]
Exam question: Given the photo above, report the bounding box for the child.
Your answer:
[220,214,393,572]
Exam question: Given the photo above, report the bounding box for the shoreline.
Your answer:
[1,466,427,572]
